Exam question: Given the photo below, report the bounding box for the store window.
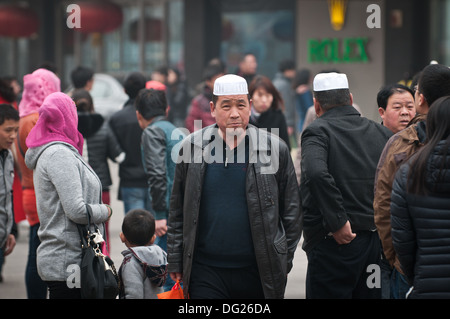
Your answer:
[63,0,184,80]
[430,0,450,65]
[221,10,294,78]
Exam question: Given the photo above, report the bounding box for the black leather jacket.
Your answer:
[167,124,302,299]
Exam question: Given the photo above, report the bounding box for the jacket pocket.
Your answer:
[273,234,287,255]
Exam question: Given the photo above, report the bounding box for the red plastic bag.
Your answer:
[157,280,184,299]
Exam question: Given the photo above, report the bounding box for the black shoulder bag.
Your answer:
[76,206,119,299]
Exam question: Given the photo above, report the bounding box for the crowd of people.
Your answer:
[0,54,449,300]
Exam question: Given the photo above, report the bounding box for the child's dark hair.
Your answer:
[122,209,155,246]
[0,104,19,125]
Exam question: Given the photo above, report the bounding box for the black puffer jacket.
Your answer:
[391,140,450,298]
[167,124,302,299]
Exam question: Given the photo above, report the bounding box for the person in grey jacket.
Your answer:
[0,104,19,280]
[167,74,302,299]
[119,209,167,299]
[25,92,112,299]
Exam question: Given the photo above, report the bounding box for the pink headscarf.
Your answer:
[19,68,61,118]
[26,92,84,155]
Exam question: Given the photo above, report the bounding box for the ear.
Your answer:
[210,101,216,118]
[136,110,146,130]
[418,93,428,109]
[313,98,323,117]
[119,232,126,243]
[148,234,156,245]
[378,107,385,119]
[349,93,354,106]
[165,106,170,117]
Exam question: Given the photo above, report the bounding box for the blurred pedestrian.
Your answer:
[15,68,60,299]
[72,89,125,252]
[273,59,296,139]
[374,63,450,299]
[168,74,301,299]
[166,67,191,128]
[391,95,450,298]
[0,78,18,110]
[25,92,112,299]
[376,84,416,134]
[248,75,290,150]
[109,72,150,215]
[185,63,224,132]
[0,104,19,283]
[301,72,392,299]
[293,68,313,133]
[70,66,94,92]
[235,52,257,85]
[0,78,25,224]
[119,209,167,299]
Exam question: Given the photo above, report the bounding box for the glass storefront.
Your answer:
[61,0,184,86]
[221,10,294,78]
[430,0,450,65]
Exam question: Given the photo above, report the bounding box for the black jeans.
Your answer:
[306,230,382,299]
[46,281,81,299]
[189,261,265,299]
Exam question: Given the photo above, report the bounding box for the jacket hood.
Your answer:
[78,112,104,138]
[25,142,78,170]
[122,245,167,266]
[122,245,168,287]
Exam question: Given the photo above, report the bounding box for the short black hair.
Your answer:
[418,63,450,107]
[377,83,414,110]
[279,59,295,72]
[122,209,155,246]
[124,72,147,99]
[135,88,167,120]
[313,89,352,112]
[0,104,19,125]
[70,66,94,89]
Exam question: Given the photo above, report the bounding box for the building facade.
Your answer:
[0,0,447,121]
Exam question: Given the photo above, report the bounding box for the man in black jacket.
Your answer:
[167,74,302,299]
[109,72,150,214]
[300,72,392,299]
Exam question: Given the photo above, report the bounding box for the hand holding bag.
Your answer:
[77,206,119,299]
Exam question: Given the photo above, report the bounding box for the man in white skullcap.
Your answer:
[300,72,392,299]
[167,74,301,299]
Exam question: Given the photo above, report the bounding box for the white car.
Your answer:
[90,73,128,119]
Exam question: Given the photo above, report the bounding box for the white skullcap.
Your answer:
[313,72,349,92]
[213,74,249,96]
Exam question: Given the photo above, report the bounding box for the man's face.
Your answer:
[210,94,251,143]
[379,91,416,133]
[0,119,19,150]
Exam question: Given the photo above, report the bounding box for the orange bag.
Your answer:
[157,280,184,299]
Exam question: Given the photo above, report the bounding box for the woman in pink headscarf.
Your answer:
[14,68,60,299]
[25,92,112,299]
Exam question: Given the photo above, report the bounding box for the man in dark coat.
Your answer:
[300,72,392,299]
[167,74,302,299]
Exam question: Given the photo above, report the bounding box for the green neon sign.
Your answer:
[308,37,369,64]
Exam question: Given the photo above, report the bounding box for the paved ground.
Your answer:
[0,161,307,299]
